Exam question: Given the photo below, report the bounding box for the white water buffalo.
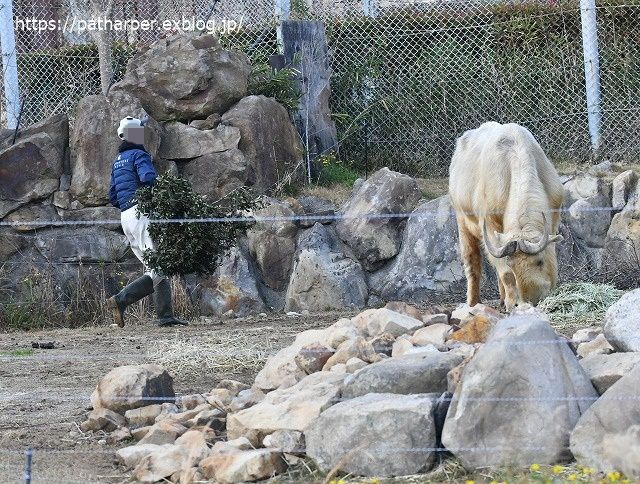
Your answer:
[449,122,564,310]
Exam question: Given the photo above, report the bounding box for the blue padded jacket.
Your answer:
[109,142,157,212]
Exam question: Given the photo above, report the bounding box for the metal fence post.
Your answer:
[275,0,290,53]
[0,0,21,129]
[23,448,32,484]
[580,0,602,152]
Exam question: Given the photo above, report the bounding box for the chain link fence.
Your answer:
[3,0,640,176]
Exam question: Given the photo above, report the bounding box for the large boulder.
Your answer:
[563,195,611,248]
[34,227,129,263]
[603,289,640,351]
[248,199,298,290]
[335,168,421,270]
[601,206,640,287]
[0,114,68,217]
[69,91,161,206]
[180,149,246,202]
[90,364,175,414]
[370,195,478,303]
[285,223,368,312]
[158,122,240,160]
[187,244,266,317]
[221,95,304,192]
[226,371,344,445]
[341,351,463,398]
[116,34,250,121]
[442,313,598,470]
[305,393,439,477]
[570,365,640,476]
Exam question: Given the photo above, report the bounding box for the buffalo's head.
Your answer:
[484,213,563,309]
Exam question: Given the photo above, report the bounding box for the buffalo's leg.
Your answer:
[458,220,482,306]
[498,270,518,311]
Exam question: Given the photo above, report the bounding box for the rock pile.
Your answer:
[81,290,640,481]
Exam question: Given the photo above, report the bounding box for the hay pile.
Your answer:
[539,282,622,328]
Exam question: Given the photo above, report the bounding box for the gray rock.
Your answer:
[180,149,246,202]
[580,352,640,394]
[603,289,640,351]
[158,122,241,160]
[227,372,344,445]
[576,333,613,358]
[442,314,598,470]
[570,365,640,475]
[190,113,222,130]
[187,244,265,317]
[0,229,28,261]
[563,173,611,206]
[305,393,439,477]
[564,194,612,248]
[60,206,121,231]
[0,114,67,217]
[263,429,305,454]
[90,364,175,414]
[335,168,421,270]
[248,199,298,290]
[221,95,304,192]
[371,195,477,302]
[342,351,463,398]
[116,34,250,121]
[601,209,640,287]
[285,239,368,312]
[34,227,129,262]
[3,203,61,232]
[612,170,637,211]
[297,196,336,227]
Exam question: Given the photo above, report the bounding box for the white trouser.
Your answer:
[120,205,165,286]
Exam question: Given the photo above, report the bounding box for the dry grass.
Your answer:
[416,177,449,201]
[145,329,274,379]
[301,184,356,208]
[539,282,622,333]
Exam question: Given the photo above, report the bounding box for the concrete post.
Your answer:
[275,0,290,53]
[0,0,21,129]
[580,0,602,151]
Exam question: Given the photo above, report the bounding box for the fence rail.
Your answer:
[2,0,640,176]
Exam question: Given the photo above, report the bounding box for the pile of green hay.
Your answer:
[539,282,623,326]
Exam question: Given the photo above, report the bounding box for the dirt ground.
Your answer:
[0,311,355,484]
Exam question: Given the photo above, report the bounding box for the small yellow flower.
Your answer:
[530,463,541,472]
[582,467,595,475]
[465,480,475,484]
[607,471,621,481]
[568,474,578,481]
[552,465,564,474]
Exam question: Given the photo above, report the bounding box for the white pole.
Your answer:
[363,0,377,17]
[580,0,602,151]
[0,0,20,129]
[275,0,290,54]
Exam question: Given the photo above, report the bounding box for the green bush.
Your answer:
[136,175,260,277]
[316,153,360,186]
[247,63,301,111]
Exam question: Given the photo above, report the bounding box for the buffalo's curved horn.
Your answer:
[483,219,517,258]
[517,212,551,255]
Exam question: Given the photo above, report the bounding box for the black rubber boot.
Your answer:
[107,275,154,328]
[154,278,188,326]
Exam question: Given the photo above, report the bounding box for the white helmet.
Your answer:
[117,116,142,140]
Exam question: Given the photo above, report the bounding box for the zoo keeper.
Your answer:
[106,116,187,328]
